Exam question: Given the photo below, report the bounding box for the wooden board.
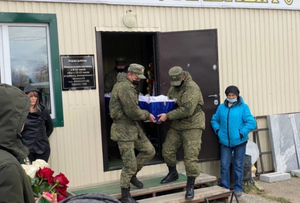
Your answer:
[138,186,230,203]
[110,173,217,199]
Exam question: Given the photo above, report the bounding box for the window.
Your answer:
[0,13,63,127]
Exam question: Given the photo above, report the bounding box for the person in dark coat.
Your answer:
[21,84,53,162]
[0,84,35,203]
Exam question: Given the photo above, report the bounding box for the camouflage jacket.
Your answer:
[167,71,205,130]
[104,67,124,93]
[109,72,150,141]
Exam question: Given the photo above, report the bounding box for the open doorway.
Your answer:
[96,29,220,171]
[97,32,163,171]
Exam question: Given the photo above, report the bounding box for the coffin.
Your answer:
[105,94,176,120]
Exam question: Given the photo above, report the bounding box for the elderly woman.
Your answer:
[211,85,256,197]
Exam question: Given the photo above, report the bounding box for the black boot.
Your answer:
[130,175,143,189]
[185,177,195,200]
[160,165,179,184]
[120,187,136,203]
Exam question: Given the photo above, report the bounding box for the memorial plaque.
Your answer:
[61,55,96,90]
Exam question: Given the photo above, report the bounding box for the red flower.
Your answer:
[47,176,54,184]
[37,167,54,180]
[53,173,69,187]
[57,194,67,201]
[56,185,68,196]
[23,159,70,202]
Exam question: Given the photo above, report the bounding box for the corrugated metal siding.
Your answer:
[1,1,299,188]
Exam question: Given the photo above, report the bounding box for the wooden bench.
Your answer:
[138,186,230,203]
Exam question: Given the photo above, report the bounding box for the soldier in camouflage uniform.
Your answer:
[109,63,156,203]
[157,66,205,200]
[104,57,128,93]
[104,57,144,93]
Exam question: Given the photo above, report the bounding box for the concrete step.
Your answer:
[138,186,230,203]
[259,172,291,183]
[291,169,300,177]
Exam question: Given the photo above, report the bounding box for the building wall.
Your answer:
[0,1,299,188]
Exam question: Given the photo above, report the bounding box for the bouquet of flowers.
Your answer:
[22,159,69,202]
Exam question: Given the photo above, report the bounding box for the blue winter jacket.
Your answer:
[211,96,256,147]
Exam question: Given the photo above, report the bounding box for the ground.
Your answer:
[230,176,300,203]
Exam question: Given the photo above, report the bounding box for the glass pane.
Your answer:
[9,26,51,111]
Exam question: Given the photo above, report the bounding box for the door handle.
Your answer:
[208,94,218,98]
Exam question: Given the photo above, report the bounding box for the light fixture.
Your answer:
[123,10,137,28]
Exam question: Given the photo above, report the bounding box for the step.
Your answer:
[291,169,300,177]
[259,172,291,183]
[138,186,230,203]
[71,172,217,200]
[111,173,217,199]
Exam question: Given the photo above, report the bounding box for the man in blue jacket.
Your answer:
[211,85,256,197]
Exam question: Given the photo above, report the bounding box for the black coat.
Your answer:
[21,84,53,154]
[21,107,53,154]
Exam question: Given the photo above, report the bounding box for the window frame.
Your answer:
[0,12,64,127]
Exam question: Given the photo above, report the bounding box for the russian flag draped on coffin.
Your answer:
[105,93,176,120]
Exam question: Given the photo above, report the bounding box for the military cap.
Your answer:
[169,66,183,86]
[128,63,146,79]
[115,57,126,65]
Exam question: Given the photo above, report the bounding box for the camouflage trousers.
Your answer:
[118,132,155,188]
[162,128,202,177]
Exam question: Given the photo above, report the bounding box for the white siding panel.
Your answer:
[1,1,299,188]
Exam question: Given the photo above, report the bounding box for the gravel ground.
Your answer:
[232,193,278,203]
[224,176,300,203]
[254,177,300,203]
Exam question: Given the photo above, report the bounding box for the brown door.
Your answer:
[156,29,220,161]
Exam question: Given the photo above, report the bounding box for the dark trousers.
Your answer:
[28,148,51,163]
